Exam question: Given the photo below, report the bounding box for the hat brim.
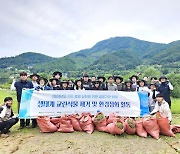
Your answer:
[97,77,106,82]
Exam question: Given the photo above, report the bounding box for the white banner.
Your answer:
[19,90,149,118]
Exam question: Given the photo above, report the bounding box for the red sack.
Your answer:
[107,113,116,124]
[79,113,94,134]
[143,116,160,139]
[37,116,58,133]
[58,116,74,133]
[125,118,136,135]
[50,117,61,128]
[107,119,125,135]
[92,112,108,132]
[70,114,82,131]
[171,125,180,134]
[156,113,175,137]
[135,118,147,138]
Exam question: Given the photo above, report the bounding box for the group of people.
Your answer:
[0,71,173,137]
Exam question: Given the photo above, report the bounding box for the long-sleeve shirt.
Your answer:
[151,100,172,121]
[14,80,34,102]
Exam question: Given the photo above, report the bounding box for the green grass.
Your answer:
[171,98,180,114]
[0,89,180,114]
[0,89,18,113]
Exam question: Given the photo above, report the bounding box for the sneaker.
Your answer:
[0,134,9,138]
[18,126,24,130]
[26,125,30,128]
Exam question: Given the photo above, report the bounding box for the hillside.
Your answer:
[0,37,179,78]
[0,52,55,69]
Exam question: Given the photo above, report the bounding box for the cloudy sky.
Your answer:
[0,0,179,58]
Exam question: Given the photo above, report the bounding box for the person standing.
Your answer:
[114,76,124,91]
[123,79,136,92]
[148,83,159,112]
[14,72,33,129]
[35,77,51,90]
[30,73,39,88]
[106,76,117,91]
[158,75,173,108]
[137,79,150,93]
[49,78,60,90]
[74,79,85,90]
[82,74,91,90]
[130,75,139,91]
[97,76,107,90]
[91,80,103,90]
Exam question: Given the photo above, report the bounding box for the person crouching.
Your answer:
[0,97,18,137]
[150,93,172,123]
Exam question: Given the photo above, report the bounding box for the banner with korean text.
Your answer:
[19,89,149,118]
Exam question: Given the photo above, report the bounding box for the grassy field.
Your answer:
[0,89,179,114]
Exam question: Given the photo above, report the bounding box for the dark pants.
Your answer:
[0,118,19,134]
[18,102,37,127]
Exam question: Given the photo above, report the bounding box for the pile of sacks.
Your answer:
[37,112,180,139]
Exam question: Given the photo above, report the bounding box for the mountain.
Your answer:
[67,37,167,68]
[0,52,55,69]
[0,37,179,77]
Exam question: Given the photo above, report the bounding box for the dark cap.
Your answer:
[53,71,62,77]
[83,74,89,77]
[38,77,48,84]
[30,73,40,79]
[114,76,123,82]
[92,80,101,85]
[130,75,139,81]
[156,93,164,98]
[49,78,59,83]
[159,75,167,81]
[61,80,69,85]
[97,76,106,82]
[125,79,133,84]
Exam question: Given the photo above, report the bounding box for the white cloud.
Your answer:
[0,0,179,58]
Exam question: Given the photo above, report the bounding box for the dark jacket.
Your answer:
[14,80,34,102]
[35,85,51,90]
[158,82,171,103]
[82,81,92,90]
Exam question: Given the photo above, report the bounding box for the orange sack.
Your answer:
[107,113,116,124]
[107,119,125,135]
[58,116,74,133]
[143,116,160,139]
[50,117,61,128]
[156,113,175,137]
[79,113,94,134]
[92,112,108,132]
[37,116,58,133]
[171,125,180,134]
[125,118,136,135]
[70,114,82,131]
[135,118,147,138]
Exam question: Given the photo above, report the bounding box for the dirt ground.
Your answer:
[0,123,180,154]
